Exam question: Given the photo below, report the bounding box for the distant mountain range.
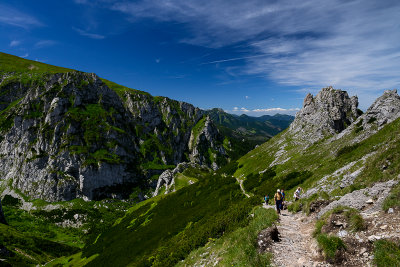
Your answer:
[207,108,294,143]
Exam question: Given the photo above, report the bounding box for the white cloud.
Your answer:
[9,40,20,47]
[20,53,29,58]
[245,96,250,100]
[73,27,105,39]
[230,106,300,116]
[252,108,300,113]
[0,4,43,28]
[108,0,400,109]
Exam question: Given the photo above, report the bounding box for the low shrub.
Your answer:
[287,201,302,213]
[2,195,21,208]
[336,143,360,157]
[368,117,377,124]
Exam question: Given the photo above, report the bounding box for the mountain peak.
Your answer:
[334,88,400,143]
[289,87,359,144]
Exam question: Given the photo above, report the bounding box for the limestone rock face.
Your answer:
[0,72,226,201]
[333,89,400,143]
[153,169,174,197]
[152,162,206,197]
[189,116,227,170]
[289,86,359,144]
[365,89,400,126]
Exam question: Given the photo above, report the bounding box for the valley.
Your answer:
[0,52,400,267]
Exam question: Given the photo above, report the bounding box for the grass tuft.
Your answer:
[316,234,346,262]
[374,239,400,267]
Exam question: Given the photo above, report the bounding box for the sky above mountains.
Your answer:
[1,0,399,115]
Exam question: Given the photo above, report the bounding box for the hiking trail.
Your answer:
[236,177,250,198]
[264,205,330,267]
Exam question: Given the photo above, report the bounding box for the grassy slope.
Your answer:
[0,52,73,73]
[46,163,266,267]
[0,222,79,266]
[235,116,400,201]
[0,194,135,266]
[177,207,278,266]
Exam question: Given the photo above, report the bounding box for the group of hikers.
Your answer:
[264,187,303,214]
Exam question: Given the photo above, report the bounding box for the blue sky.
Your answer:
[1,0,400,116]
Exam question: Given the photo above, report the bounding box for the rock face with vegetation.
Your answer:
[189,116,227,170]
[289,86,360,144]
[0,53,231,201]
[334,89,400,143]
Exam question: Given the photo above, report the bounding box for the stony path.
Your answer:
[268,206,330,267]
[236,177,250,198]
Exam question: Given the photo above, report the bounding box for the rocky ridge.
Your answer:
[0,72,226,201]
[267,87,360,167]
[288,86,359,145]
[333,89,400,143]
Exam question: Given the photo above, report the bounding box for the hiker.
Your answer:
[280,189,285,210]
[264,194,270,205]
[294,187,303,201]
[274,189,283,214]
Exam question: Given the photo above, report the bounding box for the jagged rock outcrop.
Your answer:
[0,198,7,225]
[153,162,205,197]
[334,89,400,142]
[289,86,359,144]
[364,89,400,126]
[189,116,227,170]
[0,72,226,201]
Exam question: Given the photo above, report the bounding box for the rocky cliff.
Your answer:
[0,71,226,201]
[334,89,400,143]
[288,86,360,145]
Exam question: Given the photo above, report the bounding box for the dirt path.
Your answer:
[267,206,330,267]
[236,177,250,198]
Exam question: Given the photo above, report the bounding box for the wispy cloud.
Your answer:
[201,54,265,65]
[9,40,21,47]
[108,0,400,108]
[35,40,57,48]
[0,4,43,28]
[232,106,300,115]
[73,27,105,39]
[20,53,29,58]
